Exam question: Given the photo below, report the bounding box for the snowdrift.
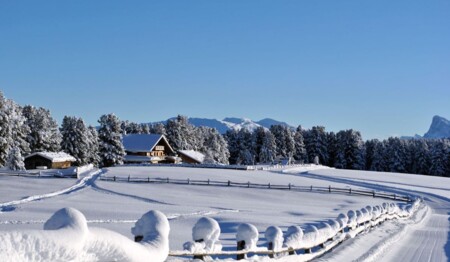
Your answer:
[0,207,170,262]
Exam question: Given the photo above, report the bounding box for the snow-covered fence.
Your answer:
[170,198,422,261]
[100,176,413,202]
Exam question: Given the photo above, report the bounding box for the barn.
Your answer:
[24,152,76,170]
[122,134,179,164]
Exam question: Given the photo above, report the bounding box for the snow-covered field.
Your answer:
[0,165,449,261]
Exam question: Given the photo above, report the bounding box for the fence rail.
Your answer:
[99,176,412,202]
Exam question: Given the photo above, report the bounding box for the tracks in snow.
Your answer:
[0,169,102,212]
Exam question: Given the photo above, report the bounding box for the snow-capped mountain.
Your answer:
[423,115,450,139]
[160,117,293,134]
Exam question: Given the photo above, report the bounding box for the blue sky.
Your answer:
[1,0,449,139]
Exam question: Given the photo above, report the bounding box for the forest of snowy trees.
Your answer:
[0,91,449,177]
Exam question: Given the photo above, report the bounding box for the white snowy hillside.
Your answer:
[0,165,449,261]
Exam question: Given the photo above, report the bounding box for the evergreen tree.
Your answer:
[200,127,230,164]
[22,105,61,153]
[385,137,408,173]
[6,146,25,171]
[303,126,329,165]
[252,127,266,163]
[326,131,337,167]
[165,115,196,151]
[60,116,91,166]
[98,113,125,167]
[259,130,277,164]
[429,139,449,176]
[87,126,101,166]
[293,125,307,163]
[334,130,365,170]
[370,140,388,171]
[410,139,430,175]
[270,125,295,158]
[150,123,166,136]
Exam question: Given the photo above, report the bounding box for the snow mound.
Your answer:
[283,225,303,249]
[183,217,222,253]
[264,226,283,251]
[236,223,259,250]
[0,208,170,262]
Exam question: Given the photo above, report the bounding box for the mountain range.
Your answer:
[158,115,450,139]
[161,117,293,134]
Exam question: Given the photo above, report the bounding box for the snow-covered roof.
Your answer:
[178,150,205,164]
[25,152,76,162]
[123,155,161,163]
[122,134,175,154]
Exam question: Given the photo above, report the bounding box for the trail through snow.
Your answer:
[294,170,450,262]
[0,169,102,212]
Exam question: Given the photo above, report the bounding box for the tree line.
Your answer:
[0,92,449,177]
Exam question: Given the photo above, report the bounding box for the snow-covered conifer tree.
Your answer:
[6,146,25,171]
[293,126,307,163]
[22,105,61,153]
[303,126,329,165]
[429,139,449,176]
[87,126,101,166]
[98,113,125,167]
[60,116,91,166]
[165,115,196,151]
[334,130,365,170]
[200,127,230,164]
[259,131,277,164]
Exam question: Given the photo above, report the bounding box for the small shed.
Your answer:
[24,152,76,170]
[178,150,205,164]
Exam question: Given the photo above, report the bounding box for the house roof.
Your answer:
[25,152,76,162]
[122,134,175,154]
[178,150,205,164]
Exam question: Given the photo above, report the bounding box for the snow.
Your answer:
[0,207,170,262]
[264,226,283,251]
[0,165,448,261]
[178,150,205,164]
[25,151,76,162]
[236,223,259,250]
[183,217,222,253]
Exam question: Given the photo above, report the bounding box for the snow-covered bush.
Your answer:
[236,223,259,250]
[301,225,319,249]
[264,226,283,251]
[336,213,348,230]
[347,210,357,229]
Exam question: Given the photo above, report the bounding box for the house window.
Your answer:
[155,146,164,151]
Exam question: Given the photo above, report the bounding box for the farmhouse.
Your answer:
[178,150,205,165]
[24,152,76,170]
[122,134,179,164]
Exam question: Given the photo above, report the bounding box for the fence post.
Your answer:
[349,188,351,194]
[393,194,396,200]
[268,183,271,189]
[148,177,150,183]
[237,240,246,260]
[268,242,274,258]
[288,183,291,190]
[187,178,190,185]
[207,179,210,185]
[113,176,116,182]
[329,185,331,193]
[193,238,205,261]
[228,180,231,186]
[305,248,312,254]
[310,185,313,191]
[128,175,130,182]
[167,177,170,183]
[247,182,250,188]
[373,191,375,198]
[288,247,295,255]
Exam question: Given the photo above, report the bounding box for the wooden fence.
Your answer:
[99,176,412,202]
[168,198,421,261]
